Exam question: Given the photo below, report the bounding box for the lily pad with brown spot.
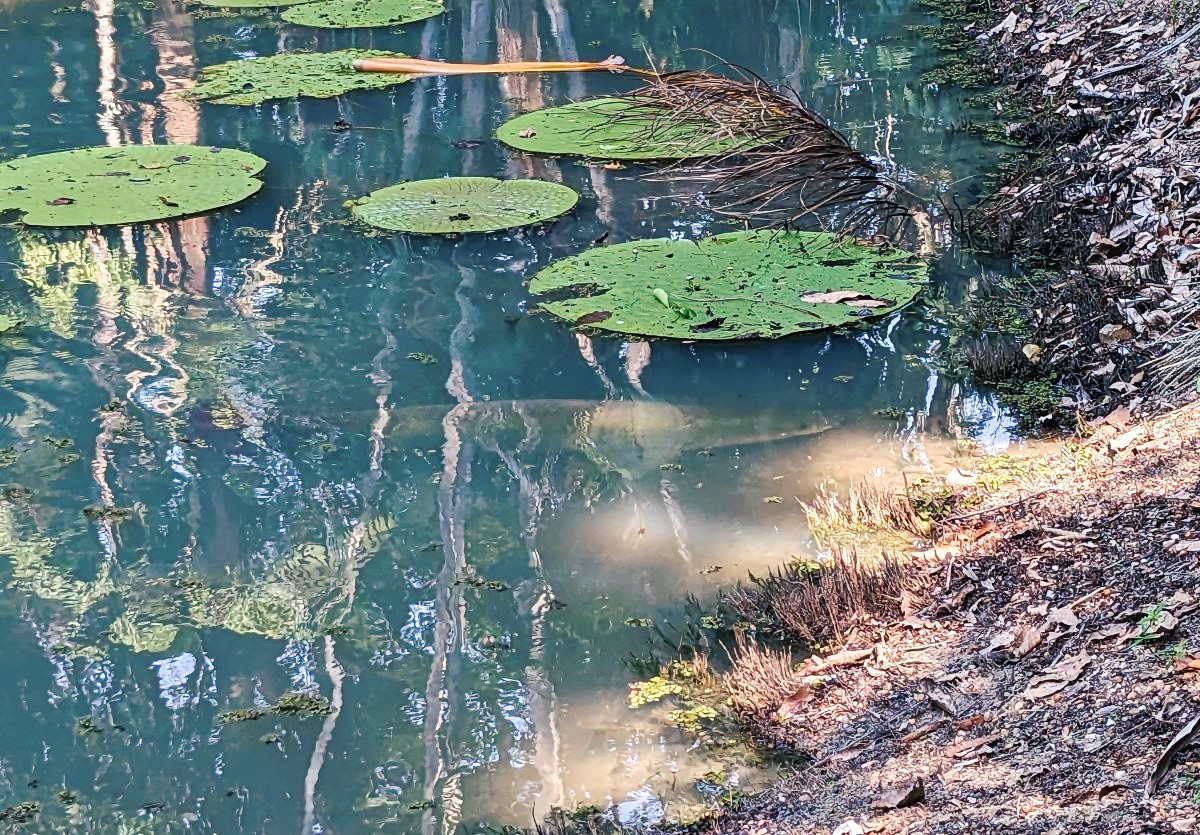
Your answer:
[351,176,578,234]
[0,145,266,227]
[528,230,926,340]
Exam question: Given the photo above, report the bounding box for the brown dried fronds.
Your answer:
[722,632,810,719]
[607,66,903,233]
[1148,295,1200,398]
[725,545,915,645]
[802,477,929,545]
[533,807,628,835]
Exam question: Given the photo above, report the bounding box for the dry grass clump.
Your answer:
[722,632,810,718]
[617,68,902,233]
[802,477,929,545]
[726,545,914,646]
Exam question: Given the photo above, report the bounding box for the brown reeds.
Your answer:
[801,477,929,542]
[722,631,810,716]
[726,544,914,646]
[619,67,899,232]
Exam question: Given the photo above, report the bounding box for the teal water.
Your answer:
[0,0,1005,831]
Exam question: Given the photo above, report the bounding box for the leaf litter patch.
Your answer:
[351,177,578,234]
[186,50,414,106]
[496,97,775,161]
[282,0,443,28]
[0,145,266,227]
[527,230,926,340]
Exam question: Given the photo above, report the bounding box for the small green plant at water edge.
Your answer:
[628,675,684,708]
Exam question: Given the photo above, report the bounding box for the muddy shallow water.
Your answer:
[0,0,1010,830]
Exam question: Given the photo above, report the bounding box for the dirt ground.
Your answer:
[673,402,1200,834]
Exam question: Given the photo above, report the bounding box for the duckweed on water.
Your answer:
[0,802,38,823]
[271,692,333,717]
[216,708,268,724]
[219,692,331,724]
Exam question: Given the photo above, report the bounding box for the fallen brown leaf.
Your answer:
[945,733,1001,757]
[1024,650,1091,699]
[1146,713,1200,798]
[773,684,813,724]
[871,778,925,811]
[900,720,946,744]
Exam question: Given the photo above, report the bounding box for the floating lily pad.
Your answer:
[187,50,413,106]
[351,177,578,234]
[496,98,773,160]
[528,230,926,340]
[282,0,443,27]
[0,145,266,227]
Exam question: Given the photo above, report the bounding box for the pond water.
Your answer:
[0,0,1009,831]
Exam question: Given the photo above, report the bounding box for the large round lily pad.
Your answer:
[0,145,266,227]
[528,230,926,340]
[282,0,443,27]
[496,98,772,160]
[352,177,578,234]
[186,50,413,106]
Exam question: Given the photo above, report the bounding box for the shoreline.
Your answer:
[529,2,1200,833]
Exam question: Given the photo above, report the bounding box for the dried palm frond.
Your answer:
[1146,295,1200,398]
[622,67,898,233]
[351,54,650,78]
[354,56,901,233]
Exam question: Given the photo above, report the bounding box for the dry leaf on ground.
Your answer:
[1024,650,1091,699]
[872,778,926,811]
[1146,713,1200,798]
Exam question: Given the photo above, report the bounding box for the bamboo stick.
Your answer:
[351,55,655,77]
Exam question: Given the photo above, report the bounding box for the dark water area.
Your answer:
[0,0,1009,830]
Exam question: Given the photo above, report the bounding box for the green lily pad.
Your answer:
[282,0,443,27]
[352,177,578,234]
[0,145,266,227]
[528,230,926,340]
[496,98,773,160]
[187,50,413,106]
